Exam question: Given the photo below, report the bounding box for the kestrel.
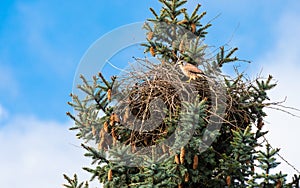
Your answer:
[176,60,205,82]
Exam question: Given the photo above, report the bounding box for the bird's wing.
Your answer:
[185,63,203,74]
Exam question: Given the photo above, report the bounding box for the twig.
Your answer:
[106,59,130,73]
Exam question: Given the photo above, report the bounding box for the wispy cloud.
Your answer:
[0,112,94,188]
[257,10,300,179]
[0,104,8,121]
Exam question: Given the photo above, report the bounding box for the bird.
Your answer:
[176,60,205,82]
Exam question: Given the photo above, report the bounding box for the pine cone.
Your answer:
[107,89,111,101]
[193,155,198,169]
[180,147,185,164]
[226,176,231,186]
[103,122,109,132]
[175,154,180,164]
[150,46,155,56]
[191,23,196,33]
[147,32,154,40]
[108,169,113,181]
[184,172,189,182]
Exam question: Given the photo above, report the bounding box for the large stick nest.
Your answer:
[110,59,222,150]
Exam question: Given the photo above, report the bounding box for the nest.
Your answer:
[110,59,220,151]
[95,58,268,160]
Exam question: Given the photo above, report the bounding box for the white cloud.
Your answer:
[0,104,8,121]
[0,115,100,188]
[257,10,300,180]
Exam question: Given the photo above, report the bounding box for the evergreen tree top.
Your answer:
[63,0,300,187]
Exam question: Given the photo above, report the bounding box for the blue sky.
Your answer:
[0,0,295,121]
[0,0,161,121]
[0,0,300,187]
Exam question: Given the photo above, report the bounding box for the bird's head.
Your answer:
[175,60,184,67]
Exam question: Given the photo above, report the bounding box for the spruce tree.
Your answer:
[63,1,300,187]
